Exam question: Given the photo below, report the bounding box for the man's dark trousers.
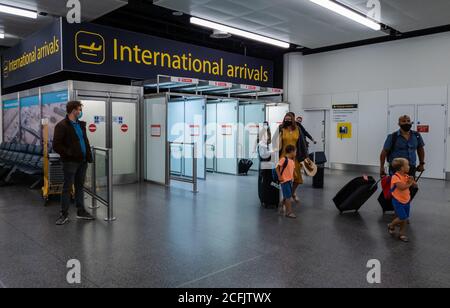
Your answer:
[61,161,88,216]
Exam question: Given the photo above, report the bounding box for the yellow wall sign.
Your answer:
[337,122,352,139]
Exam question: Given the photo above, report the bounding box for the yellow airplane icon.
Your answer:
[78,42,103,56]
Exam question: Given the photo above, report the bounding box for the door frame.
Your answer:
[74,90,140,185]
[304,109,329,167]
[388,103,448,180]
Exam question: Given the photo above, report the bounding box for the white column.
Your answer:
[283,52,304,116]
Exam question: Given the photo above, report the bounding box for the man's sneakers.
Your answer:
[56,209,95,225]
[76,209,96,221]
[56,215,69,226]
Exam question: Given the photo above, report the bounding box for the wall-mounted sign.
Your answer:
[2,21,62,88]
[171,77,199,84]
[89,124,97,133]
[417,125,430,133]
[248,124,260,135]
[190,124,200,137]
[337,122,352,139]
[209,81,232,88]
[2,19,274,89]
[121,124,129,133]
[222,124,233,136]
[151,124,161,137]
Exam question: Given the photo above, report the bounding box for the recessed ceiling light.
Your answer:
[172,11,183,16]
[0,33,4,39]
[190,17,290,48]
[309,0,381,31]
[0,4,38,19]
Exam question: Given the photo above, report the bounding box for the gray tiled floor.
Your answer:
[0,169,449,288]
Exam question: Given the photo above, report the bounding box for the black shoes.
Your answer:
[56,209,95,225]
[76,209,96,221]
[56,215,69,226]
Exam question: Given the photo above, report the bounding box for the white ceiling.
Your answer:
[154,0,450,49]
[340,0,450,33]
[0,0,128,47]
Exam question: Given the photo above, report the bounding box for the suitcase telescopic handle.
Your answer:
[370,178,383,190]
[414,171,424,182]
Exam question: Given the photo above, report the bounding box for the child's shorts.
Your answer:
[281,181,293,199]
[392,198,411,221]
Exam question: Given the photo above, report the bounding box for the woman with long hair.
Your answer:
[277,112,308,202]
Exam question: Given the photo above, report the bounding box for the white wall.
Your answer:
[288,32,450,174]
[284,52,304,115]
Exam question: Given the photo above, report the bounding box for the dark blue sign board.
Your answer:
[2,21,62,88]
[2,19,274,89]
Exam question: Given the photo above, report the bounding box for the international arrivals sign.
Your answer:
[2,19,274,89]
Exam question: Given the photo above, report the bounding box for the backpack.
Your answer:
[272,157,290,184]
[381,174,401,200]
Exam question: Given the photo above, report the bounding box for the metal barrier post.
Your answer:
[105,148,116,222]
[89,149,100,209]
[193,143,198,193]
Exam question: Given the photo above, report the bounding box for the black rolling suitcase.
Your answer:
[309,152,327,189]
[333,176,378,213]
[239,159,253,175]
[258,168,279,209]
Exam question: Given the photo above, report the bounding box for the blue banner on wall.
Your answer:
[3,99,19,109]
[2,20,62,89]
[42,90,69,105]
[20,95,40,107]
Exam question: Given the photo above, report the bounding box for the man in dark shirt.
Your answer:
[53,101,95,225]
[380,115,426,177]
[296,116,317,146]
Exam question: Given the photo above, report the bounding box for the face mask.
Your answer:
[77,111,83,120]
[284,120,293,127]
[400,124,412,132]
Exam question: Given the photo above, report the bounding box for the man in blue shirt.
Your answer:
[380,115,426,177]
[53,101,95,225]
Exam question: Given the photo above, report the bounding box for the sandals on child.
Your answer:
[388,224,396,236]
[286,212,297,219]
[399,235,409,243]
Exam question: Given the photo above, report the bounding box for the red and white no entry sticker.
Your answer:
[89,124,97,133]
[121,124,129,133]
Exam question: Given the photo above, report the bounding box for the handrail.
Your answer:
[168,142,198,193]
[84,146,116,222]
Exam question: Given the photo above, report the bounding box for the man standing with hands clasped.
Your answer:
[53,101,95,225]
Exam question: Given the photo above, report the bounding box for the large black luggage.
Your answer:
[309,152,327,189]
[258,168,279,209]
[238,159,253,175]
[333,176,378,213]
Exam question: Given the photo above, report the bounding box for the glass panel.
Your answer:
[79,100,107,148]
[2,99,20,143]
[206,104,217,172]
[244,104,265,170]
[20,96,41,145]
[184,98,205,179]
[168,101,184,175]
[112,101,137,176]
[144,96,167,184]
[216,101,238,174]
[85,150,108,202]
